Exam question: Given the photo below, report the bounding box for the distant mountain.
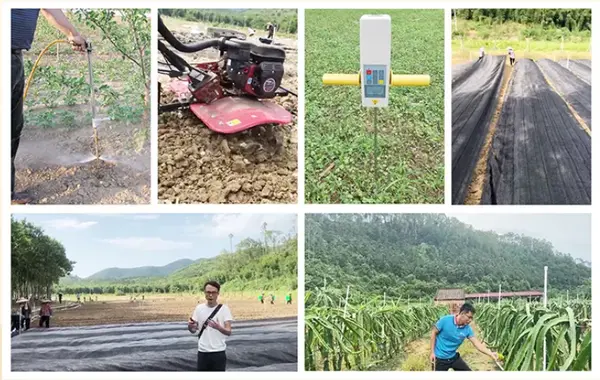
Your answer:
[86,259,195,280]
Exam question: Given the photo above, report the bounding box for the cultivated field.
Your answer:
[15,10,150,204]
[304,9,444,204]
[157,16,298,204]
[44,293,297,327]
[452,56,592,205]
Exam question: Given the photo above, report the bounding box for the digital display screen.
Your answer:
[365,85,385,98]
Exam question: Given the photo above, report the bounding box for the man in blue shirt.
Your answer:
[430,303,498,370]
[11,9,86,204]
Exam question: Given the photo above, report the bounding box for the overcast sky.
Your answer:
[12,213,297,278]
[451,213,591,262]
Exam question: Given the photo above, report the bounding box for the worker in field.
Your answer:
[508,47,516,67]
[430,303,498,371]
[20,300,32,330]
[270,293,275,304]
[266,22,275,39]
[259,293,264,304]
[286,293,292,304]
[39,299,53,328]
[188,281,233,371]
[58,293,63,304]
[478,47,485,61]
[11,9,87,204]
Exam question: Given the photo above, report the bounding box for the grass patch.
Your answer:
[304,9,444,204]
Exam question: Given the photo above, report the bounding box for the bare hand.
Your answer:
[207,319,220,330]
[490,352,499,361]
[188,318,198,330]
[69,34,86,51]
[430,352,436,363]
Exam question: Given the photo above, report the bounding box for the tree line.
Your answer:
[453,9,592,32]
[305,214,591,299]
[159,8,298,34]
[58,233,298,295]
[11,217,74,301]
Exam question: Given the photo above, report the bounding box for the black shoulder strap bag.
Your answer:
[198,304,223,340]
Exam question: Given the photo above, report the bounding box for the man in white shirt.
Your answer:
[188,281,233,371]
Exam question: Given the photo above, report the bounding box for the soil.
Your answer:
[47,296,298,327]
[157,27,298,204]
[14,118,150,204]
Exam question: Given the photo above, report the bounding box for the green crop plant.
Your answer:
[305,290,447,371]
[475,302,591,371]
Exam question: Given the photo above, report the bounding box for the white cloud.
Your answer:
[101,237,193,251]
[44,218,97,230]
[187,214,297,238]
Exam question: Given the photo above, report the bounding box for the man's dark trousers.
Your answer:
[197,351,226,371]
[11,50,25,196]
[434,352,471,371]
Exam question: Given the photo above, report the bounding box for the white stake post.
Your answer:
[498,284,501,308]
[543,266,548,371]
[343,285,350,317]
[383,292,386,306]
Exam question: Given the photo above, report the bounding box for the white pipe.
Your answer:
[543,266,548,370]
[498,284,501,308]
[343,285,350,317]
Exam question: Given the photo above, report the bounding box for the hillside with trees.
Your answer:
[305,214,591,300]
[57,233,297,295]
[86,259,195,280]
[159,8,298,34]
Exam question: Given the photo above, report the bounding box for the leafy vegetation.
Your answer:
[305,289,447,370]
[452,9,591,61]
[476,301,591,370]
[305,214,591,298]
[11,217,74,300]
[24,9,150,131]
[304,10,444,204]
[57,233,297,295]
[159,8,297,34]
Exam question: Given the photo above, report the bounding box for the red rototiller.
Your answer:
[157,15,296,134]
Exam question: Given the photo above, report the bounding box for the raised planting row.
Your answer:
[475,302,591,371]
[536,59,591,130]
[305,291,447,371]
[451,55,505,204]
[481,59,591,205]
[559,59,591,85]
[12,318,297,371]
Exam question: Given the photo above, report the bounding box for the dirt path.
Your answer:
[14,118,150,204]
[157,26,298,204]
[45,297,297,327]
[397,324,498,371]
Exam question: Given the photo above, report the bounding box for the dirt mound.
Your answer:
[14,120,150,204]
[157,29,298,204]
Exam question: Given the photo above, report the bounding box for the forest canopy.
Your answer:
[305,214,590,300]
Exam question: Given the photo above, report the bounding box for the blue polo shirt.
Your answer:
[434,314,474,359]
[11,9,40,50]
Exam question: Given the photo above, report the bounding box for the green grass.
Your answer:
[452,19,591,63]
[304,9,444,204]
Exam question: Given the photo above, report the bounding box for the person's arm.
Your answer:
[208,306,233,336]
[468,336,497,360]
[430,326,439,362]
[40,9,86,50]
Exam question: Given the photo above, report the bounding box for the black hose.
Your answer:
[158,15,220,53]
[157,40,190,72]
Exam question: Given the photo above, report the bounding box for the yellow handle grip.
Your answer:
[322,73,360,86]
[391,74,430,86]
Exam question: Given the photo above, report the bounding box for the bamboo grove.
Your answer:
[304,290,447,371]
[11,217,74,300]
[476,301,591,370]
